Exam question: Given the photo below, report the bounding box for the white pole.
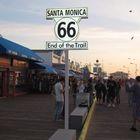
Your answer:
[65,50,69,129]
[97,64,99,76]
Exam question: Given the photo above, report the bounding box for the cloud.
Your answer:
[0,22,56,49]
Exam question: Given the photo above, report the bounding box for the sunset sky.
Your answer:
[0,0,140,77]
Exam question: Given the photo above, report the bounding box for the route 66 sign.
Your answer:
[54,17,79,42]
[46,7,88,49]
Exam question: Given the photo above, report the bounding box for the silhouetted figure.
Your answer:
[130,76,140,131]
[107,76,117,107]
[95,80,103,104]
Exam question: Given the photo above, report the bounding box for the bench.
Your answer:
[48,129,76,140]
[69,107,88,129]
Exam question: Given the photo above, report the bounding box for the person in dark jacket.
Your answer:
[85,78,93,106]
[125,78,134,107]
[130,76,140,131]
[95,79,103,104]
[115,80,121,104]
[107,76,117,107]
[102,81,107,104]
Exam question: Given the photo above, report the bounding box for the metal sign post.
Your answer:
[46,7,88,130]
[65,49,69,129]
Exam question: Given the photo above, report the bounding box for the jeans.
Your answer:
[54,101,64,120]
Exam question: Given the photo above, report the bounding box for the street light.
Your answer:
[130,62,138,77]
[94,59,101,76]
[128,58,136,78]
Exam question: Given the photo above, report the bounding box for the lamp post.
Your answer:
[128,58,136,78]
[94,59,101,76]
[130,62,138,77]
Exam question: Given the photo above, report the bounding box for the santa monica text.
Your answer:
[46,7,88,19]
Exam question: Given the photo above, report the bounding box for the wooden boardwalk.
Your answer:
[86,87,140,140]
[0,87,140,140]
[0,93,75,140]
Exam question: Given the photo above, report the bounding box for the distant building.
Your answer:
[33,50,82,73]
[32,50,65,66]
[110,71,128,79]
[93,67,102,74]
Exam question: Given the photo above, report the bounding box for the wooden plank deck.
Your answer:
[0,93,75,140]
[86,87,140,140]
[1,87,139,140]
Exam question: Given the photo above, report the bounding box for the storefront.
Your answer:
[0,71,3,96]
[0,37,43,97]
[0,57,10,97]
[9,59,29,96]
[0,56,28,97]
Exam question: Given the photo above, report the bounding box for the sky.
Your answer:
[0,0,140,77]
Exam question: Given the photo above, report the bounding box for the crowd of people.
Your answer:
[53,77,94,121]
[95,76,121,107]
[52,75,140,131]
[53,76,122,121]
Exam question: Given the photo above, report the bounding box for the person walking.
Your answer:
[130,76,140,131]
[54,78,64,121]
[78,80,85,93]
[71,78,78,105]
[115,80,121,104]
[102,80,107,105]
[95,79,103,104]
[85,78,94,106]
[107,76,117,107]
[77,80,86,107]
[125,78,134,107]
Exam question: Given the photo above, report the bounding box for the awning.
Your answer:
[31,63,57,74]
[53,64,82,78]
[0,37,43,62]
[69,70,83,79]
[53,63,65,70]
[41,64,57,74]
[55,69,74,77]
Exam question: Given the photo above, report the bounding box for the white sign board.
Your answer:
[46,41,88,50]
[46,7,88,19]
[46,7,88,43]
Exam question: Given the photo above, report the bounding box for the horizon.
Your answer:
[0,0,140,78]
